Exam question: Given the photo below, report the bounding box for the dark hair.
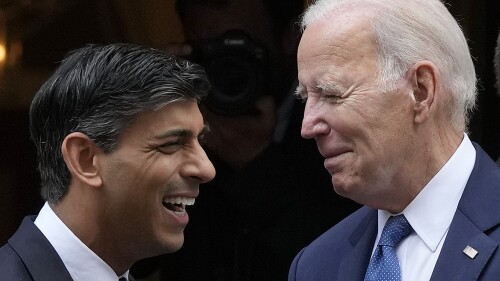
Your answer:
[29,43,210,204]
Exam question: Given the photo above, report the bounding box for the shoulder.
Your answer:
[0,222,35,280]
[299,206,372,256]
[0,245,33,280]
[470,142,500,177]
[289,206,375,279]
[462,144,500,212]
[429,145,500,279]
[0,216,73,280]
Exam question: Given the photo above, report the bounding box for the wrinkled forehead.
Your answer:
[297,9,381,90]
[298,10,378,64]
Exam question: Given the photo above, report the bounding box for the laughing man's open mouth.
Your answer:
[162,197,195,216]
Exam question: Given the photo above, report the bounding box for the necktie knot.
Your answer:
[364,214,412,281]
[378,215,412,247]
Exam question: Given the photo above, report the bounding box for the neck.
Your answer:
[384,125,463,214]
[52,186,134,275]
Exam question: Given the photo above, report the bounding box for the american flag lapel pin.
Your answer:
[463,245,478,259]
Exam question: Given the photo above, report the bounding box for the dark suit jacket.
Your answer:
[289,144,500,281]
[0,216,136,281]
[0,216,73,281]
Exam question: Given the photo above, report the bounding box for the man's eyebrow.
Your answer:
[296,81,347,95]
[294,84,306,98]
[316,81,345,94]
[154,129,193,140]
[199,124,210,137]
[154,124,210,140]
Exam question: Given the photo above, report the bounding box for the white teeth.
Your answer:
[163,197,196,206]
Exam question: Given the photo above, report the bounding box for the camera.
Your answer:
[192,30,268,116]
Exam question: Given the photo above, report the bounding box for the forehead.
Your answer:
[297,11,379,84]
[299,9,378,62]
[123,100,203,138]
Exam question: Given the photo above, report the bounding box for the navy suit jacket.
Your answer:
[0,216,137,281]
[0,216,73,281]
[289,144,500,281]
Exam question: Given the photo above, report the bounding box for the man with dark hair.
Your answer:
[130,0,360,280]
[0,43,216,280]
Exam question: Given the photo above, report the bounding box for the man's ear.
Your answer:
[407,61,439,124]
[61,132,103,188]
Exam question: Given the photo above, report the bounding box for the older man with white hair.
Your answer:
[289,0,500,280]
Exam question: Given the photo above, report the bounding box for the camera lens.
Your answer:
[195,30,267,116]
[205,56,259,115]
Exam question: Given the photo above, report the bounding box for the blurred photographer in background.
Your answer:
[494,30,500,164]
[131,0,360,280]
[175,0,303,167]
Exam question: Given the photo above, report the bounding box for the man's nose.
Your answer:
[301,99,324,139]
[185,143,216,184]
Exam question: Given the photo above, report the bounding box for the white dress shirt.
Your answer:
[34,203,130,281]
[373,133,476,281]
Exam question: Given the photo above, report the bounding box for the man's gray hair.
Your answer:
[30,43,210,204]
[301,0,477,131]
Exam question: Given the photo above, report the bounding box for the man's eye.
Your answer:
[158,140,184,154]
[198,134,207,145]
[322,95,342,103]
[297,94,308,103]
[198,124,210,145]
[300,92,308,100]
[294,90,308,103]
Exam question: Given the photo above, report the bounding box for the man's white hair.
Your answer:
[301,0,477,131]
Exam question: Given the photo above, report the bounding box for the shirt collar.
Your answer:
[378,133,475,252]
[34,202,130,281]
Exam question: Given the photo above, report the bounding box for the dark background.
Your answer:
[0,0,499,245]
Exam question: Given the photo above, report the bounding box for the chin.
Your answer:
[143,235,184,257]
[331,175,348,194]
[333,186,351,199]
[332,176,360,199]
[161,235,185,254]
[168,243,184,253]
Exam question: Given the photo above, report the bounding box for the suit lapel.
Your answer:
[9,216,73,281]
[431,144,500,281]
[338,209,378,281]
[430,211,497,281]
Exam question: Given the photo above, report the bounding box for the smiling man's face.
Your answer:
[297,13,416,209]
[96,99,216,258]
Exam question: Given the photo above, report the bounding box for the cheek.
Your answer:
[106,164,168,210]
[359,120,413,183]
[328,104,371,142]
[343,108,401,169]
[134,156,178,186]
[356,96,411,146]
